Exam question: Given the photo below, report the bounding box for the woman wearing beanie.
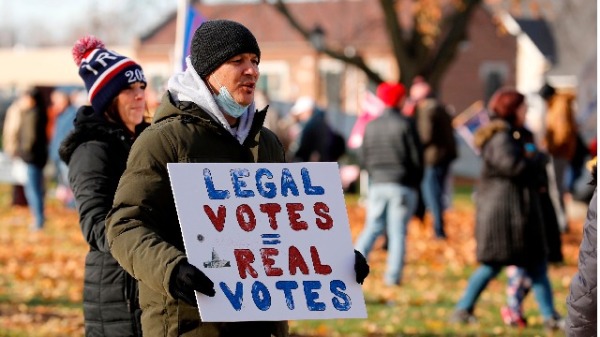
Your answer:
[450,87,564,330]
[105,19,369,337]
[59,36,148,337]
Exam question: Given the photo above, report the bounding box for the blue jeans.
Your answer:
[456,262,556,319]
[355,183,417,285]
[24,164,45,229]
[421,163,450,238]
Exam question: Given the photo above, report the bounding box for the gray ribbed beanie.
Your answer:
[191,20,261,78]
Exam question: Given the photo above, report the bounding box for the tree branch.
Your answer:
[271,0,384,84]
[425,0,482,88]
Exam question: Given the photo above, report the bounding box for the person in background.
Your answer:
[290,96,345,163]
[450,87,564,331]
[565,158,596,337]
[16,87,48,231]
[105,20,369,337]
[542,84,579,232]
[48,88,76,208]
[409,77,457,239]
[59,36,148,337]
[354,81,423,286]
[255,88,292,153]
[500,123,564,328]
[2,92,29,206]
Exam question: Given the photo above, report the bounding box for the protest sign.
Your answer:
[168,162,367,322]
[453,100,490,155]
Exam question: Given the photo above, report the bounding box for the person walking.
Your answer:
[450,87,564,330]
[48,88,77,208]
[409,78,457,239]
[16,88,48,231]
[105,20,369,337]
[354,81,423,286]
[59,36,148,336]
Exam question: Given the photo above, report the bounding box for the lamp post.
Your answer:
[309,25,325,102]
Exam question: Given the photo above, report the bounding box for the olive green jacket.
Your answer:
[106,92,287,337]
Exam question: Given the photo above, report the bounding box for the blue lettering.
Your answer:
[275,280,299,310]
[301,168,324,195]
[231,168,254,198]
[281,168,299,197]
[256,168,277,199]
[251,281,271,311]
[219,282,243,311]
[204,168,229,200]
[330,280,351,311]
[303,281,325,311]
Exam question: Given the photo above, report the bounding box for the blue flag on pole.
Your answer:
[181,3,205,71]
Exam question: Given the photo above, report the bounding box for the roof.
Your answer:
[139,1,395,51]
[514,18,556,63]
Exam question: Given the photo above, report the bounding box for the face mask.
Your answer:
[212,76,249,118]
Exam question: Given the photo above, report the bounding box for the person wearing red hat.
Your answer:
[354,82,423,286]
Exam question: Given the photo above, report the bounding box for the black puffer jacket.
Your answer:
[59,106,146,337]
[359,108,423,188]
[566,187,597,336]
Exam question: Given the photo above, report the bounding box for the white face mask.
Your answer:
[212,76,249,118]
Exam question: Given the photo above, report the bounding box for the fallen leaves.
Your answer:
[0,183,587,336]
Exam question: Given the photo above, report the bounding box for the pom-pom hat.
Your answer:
[191,20,261,78]
[72,36,146,114]
[376,82,406,107]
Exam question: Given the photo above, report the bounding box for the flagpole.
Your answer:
[173,0,189,74]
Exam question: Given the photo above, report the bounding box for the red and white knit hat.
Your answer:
[72,36,146,113]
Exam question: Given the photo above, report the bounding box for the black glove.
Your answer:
[354,250,370,284]
[170,260,216,307]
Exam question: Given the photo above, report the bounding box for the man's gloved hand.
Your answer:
[169,260,216,307]
[354,250,370,284]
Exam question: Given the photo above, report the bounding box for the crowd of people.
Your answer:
[0,18,596,337]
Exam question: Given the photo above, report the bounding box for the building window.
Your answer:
[479,61,509,103]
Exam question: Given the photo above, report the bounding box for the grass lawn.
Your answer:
[0,180,583,336]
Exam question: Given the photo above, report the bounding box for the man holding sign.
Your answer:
[106,20,369,337]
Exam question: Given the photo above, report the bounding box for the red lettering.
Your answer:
[259,203,282,230]
[203,205,226,232]
[260,248,283,276]
[313,202,333,230]
[310,246,332,275]
[287,203,308,231]
[233,249,258,279]
[288,245,309,275]
[236,204,256,232]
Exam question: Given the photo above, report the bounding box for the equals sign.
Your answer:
[261,233,281,245]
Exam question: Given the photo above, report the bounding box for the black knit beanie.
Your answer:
[191,20,261,78]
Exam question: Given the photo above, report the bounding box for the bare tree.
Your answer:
[270,0,482,89]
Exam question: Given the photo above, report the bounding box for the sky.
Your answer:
[0,0,274,47]
[0,0,177,46]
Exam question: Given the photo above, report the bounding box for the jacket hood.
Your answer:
[473,119,510,150]
[165,56,257,144]
[59,105,131,164]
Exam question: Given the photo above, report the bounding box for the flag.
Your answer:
[347,90,385,149]
[452,100,490,155]
[174,0,205,73]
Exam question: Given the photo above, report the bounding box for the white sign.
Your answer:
[168,162,367,322]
